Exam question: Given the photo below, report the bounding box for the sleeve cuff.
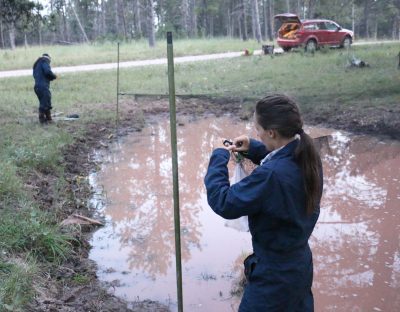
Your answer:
[212,148,230,158]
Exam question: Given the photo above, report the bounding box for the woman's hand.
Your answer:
[213,138,230,150]
[229,135,250,152]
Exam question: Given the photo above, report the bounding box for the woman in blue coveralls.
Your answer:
[204,94,323,311]
[33,53,57,124]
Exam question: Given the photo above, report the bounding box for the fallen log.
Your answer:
[60,214,104,226]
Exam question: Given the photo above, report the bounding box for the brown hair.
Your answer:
[255,94,321,215]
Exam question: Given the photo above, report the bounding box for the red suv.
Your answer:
[274,13,353,52]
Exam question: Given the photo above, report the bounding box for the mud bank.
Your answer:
[29,96,398,311]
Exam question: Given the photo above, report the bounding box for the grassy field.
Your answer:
[0,42,399,310]
[2,43,398,119]
[0,38,265,71]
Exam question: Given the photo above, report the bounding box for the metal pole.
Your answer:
[116,42,120,130]
[167,31,183,312]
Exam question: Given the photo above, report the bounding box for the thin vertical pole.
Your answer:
[116,42,120,129]
[167,31,183,312]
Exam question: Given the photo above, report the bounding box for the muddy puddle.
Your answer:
[89,116,400,311]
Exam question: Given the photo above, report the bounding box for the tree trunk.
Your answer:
[66,1,71,42]
[147,0,155,47]
[71,2,90,43]
[251,0,261,43]
[363,0,370,38]
[121,2,128,40]
[9,21,16,50]
[201,0,207,37]
[238,14,242,39]
[189,0,197,37]
[373,18,378,40]
[50,0,57,43]
[269,0,274,41]
[38,21,42,46]
[254,0,262,42]
[24,32,28,48]
[393,14,400,40]
[398,14,400,41]
[0,18,5,49]
[286,0,290,12]
[297,0,301,16]
[352,2,355,34]
[182,0,190,37]
[228,8,232,37]
[115,0,120,36]
[101,0,106,35]
[264,0,272,41]
[308,0,315,18]
[251,2,256,39]
[210,16,214,37]
[262,0,266,40]
[242,0,248,40]
[134,0,142,38]
[62,5,68,41]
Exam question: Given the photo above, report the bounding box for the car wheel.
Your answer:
[283,47,292,52]
[341,36,352,49]
[305,40,317,52]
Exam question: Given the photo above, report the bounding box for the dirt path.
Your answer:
[0,51,250,78]
[0,40,396,79]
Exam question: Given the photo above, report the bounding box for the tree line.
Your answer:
[1,0,399,49]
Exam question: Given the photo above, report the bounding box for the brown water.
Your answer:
[89,116,400,311]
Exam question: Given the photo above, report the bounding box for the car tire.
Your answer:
[283,47,292,52]
[305,39,317,52]
[341,36,352,49]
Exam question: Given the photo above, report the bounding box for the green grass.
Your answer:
[0,204,74,309]
[72,273,90,285]
[6,44,399,102]
[0,42,399,310]
[0,38,265,71]
[0,161,23,203]
[0,90,74,309]
[4,43,398,115]
[0,257,37,311]
[0,206,73,262]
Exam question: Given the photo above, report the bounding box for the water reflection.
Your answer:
[313,132,400,311]
[89,117,400,311]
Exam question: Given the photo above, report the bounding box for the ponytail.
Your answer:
[295,131,322,215]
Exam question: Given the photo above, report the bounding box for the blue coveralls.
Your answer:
[33,57,57,113]
[204,139,322,311]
